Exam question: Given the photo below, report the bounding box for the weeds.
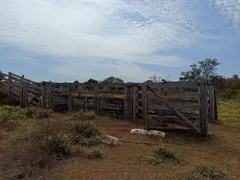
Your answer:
[192,163,227,180]
[72,146,104,159]
[0,105,24,124]
[140,145,180,165]
[74,121,101,138]
[72,109,96,121]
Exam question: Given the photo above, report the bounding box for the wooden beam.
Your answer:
[147,85,201,134]
[143,84,148,130]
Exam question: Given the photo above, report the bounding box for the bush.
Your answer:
[153,146,180,162]
[140,145,180,165]
[74,121,101,138]
[192,163,227,180]
[25,107,38,118]
[0,106,24,124]
[35,108,53,119]
[72,110,96,121]
[31,120,72,158]
[72,146,104,159]
[0,142,55,180]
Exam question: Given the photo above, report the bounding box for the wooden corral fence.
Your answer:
[0,72,218,136]
[0,72,41,106]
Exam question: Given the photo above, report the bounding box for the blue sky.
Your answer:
[0,0,239,82]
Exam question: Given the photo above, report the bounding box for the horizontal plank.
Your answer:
[10,76,22,83]
[28,87,41,94]
[147,82,199,89]
[100,105,123,111]
[148,103,200,111]
[147,92,199,99]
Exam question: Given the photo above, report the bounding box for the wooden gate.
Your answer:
[140,82,210,136]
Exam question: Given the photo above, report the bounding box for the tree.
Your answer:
[102,76,124,84]
[179,58,220,82]
[84,78,98,84]
[232,74,239,80]
[149,74,162,83]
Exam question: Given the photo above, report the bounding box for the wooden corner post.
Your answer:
[94,84,99,114]
[199,82,209,136]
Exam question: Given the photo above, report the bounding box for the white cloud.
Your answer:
[0,0,216,81]
[209,0,240,30]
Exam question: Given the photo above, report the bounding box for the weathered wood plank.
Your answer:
[147,92,199,99]
[199,83,208,136]
[147,82,199,89]
[68,84,73,112]
[147,85,201,134]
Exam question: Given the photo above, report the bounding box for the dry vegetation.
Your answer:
[0,101,240,180]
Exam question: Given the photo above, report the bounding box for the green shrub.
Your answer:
[72,146,104,159]
[153,146,180,162]
[72,110,96,121]
[35,108,52,119]
[31,120,72,158]
[140,156,164,165]
[24,107,38,118]
[74,121,101,138]
[140,145,180,165]
[193,163,226,180]
[0,106,24,123]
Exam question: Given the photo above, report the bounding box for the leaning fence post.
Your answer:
[94,84,99,114]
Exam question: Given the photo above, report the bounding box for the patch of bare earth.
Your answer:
[53,118,240,180]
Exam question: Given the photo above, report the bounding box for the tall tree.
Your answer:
[102,76,124,84]
[179,58,220,81]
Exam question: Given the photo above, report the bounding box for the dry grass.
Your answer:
[218,99,240,128]
[1,100,240,180]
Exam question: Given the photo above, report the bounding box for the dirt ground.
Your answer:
[51,118,240,180]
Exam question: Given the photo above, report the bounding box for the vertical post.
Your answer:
[94,84,99,114]
[214,87,218,121]
[41,82,47,108]
[143,84,148,130]
[8,72,12,104]
[20,75,24,107]
[84,96,87,113]
[124,85,128,119]
[24,82,28,107]
[68,83,73,112]
[199,82,208,136]
[48,83,53,109]
[132,86,137,122]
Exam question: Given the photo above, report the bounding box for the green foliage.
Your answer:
[72,110,96,121]
[102,76,124,84]
[72,146,104,159]
[218,100,240,128]
[24,107,38,118]
[140,155,165,165]
[35,108,53,119]
[140,145,180,165]
[73,121,101,138]
[193,163,226,180]
[0,106,25,124]
[179,58,220,81]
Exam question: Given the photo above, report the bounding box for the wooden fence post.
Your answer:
[132,86,137,122]
[199,82,208,136]
[48,83,53,109]
[20,74,24,107]
[68,83,73,112]
[94,84,99,114]
[142,84,148,130]
[41,82,47,108]
[124,86,128,118]
[8,72,12,104]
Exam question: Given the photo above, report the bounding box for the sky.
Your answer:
[0,0,240,82]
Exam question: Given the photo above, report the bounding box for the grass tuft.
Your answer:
[140,145,180,165]
[72,110,96,121]
[72,146,104,159]
[192,163,227,180]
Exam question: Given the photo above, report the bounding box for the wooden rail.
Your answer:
[0,71,217,135]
